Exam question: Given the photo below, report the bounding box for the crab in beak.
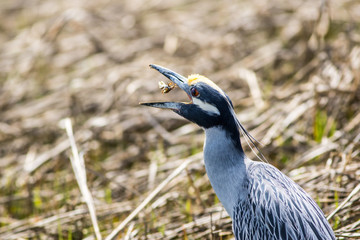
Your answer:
[140,64,192,111]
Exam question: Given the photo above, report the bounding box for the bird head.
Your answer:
[141,64,236,129]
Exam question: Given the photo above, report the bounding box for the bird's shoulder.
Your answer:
[246,160,306,195]
[232,160,335,240]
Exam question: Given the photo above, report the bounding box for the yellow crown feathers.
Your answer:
[187,74,223,94]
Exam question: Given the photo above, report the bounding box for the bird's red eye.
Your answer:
[190,87,200,97]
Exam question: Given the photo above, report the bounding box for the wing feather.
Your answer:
[233,161,335,240]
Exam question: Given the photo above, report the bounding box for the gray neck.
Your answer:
[204,127,248,218]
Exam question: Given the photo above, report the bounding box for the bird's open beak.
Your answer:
[140,64,190,111]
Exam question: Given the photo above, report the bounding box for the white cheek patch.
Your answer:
[193,98,220,116]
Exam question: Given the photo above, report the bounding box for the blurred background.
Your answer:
[0,0,359,239]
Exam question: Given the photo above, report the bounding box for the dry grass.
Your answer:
[0,0,359,239]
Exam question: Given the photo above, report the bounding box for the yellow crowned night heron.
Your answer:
[141,64,335,240]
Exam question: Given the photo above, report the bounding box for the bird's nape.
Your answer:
[141,64,265,157]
